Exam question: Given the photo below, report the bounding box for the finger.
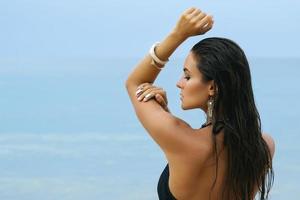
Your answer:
[138,88,162,102]
[155,94,167,109]
[149,89,168,105]
[137,87,156,101]
[156,94,167,107]
[196,15,213,29]
[138,84,155,91]
[138,82,154,91]
[136,84,154,96]
[136,85,160,96]
[191,12,206,23]
[202,18,214,32]
[142,88,163,101]
[149,88,168,104]
[183,7,197,15]
[143,92,155,101]
[136,89,143,96]
[156,95,169,112]
[137,83,145,90]
[156,91,168,104]
[186,8,201,19]
[136,86,166,101]
[155,94,163,104]
[155,94,164,106]
[137,83,151,90]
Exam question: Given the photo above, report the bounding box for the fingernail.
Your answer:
[138,96,143,101]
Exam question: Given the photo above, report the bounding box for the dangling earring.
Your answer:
[206,96,214,124]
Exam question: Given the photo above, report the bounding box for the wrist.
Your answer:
[168,31,187,43]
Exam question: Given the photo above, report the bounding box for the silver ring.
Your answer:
[145,93,152,99]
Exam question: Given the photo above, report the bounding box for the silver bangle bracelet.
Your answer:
[149,42,169,66]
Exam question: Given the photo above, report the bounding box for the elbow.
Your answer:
[125,80,135,92]
[125,79,132,90]
[262,132,275,159]
[125,79,138,90]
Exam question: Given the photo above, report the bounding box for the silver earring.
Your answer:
[207,96,214,124]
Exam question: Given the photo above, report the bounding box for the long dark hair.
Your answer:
[191,37,274,200]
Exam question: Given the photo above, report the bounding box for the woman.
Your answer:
[125,7,274,200]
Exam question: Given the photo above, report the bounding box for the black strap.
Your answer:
[201,122,212,128]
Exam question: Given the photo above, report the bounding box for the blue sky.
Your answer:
[0,0,299,60]
[1,0,299,132]
[5,0,300,133]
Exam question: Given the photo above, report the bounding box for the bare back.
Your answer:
[165,125,275,200]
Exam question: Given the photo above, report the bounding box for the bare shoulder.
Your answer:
[262,132,275,158]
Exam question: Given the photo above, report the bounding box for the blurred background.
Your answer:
[0,0,299,199]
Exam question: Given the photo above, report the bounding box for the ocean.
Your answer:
[0,57,299,199]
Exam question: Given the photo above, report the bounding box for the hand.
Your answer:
[172,7,214,39]
[135,83,170,112]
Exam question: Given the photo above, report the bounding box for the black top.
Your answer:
[157,122,212,200]
[157,164,176,200]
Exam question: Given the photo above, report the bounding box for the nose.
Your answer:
[176,77,183,89]
[176,82,181,89]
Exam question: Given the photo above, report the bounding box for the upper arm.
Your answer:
[262,133,275,159]
[125,83,203,155]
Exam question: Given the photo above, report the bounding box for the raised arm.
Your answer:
[124,8,214,155]
[125,7,214,87]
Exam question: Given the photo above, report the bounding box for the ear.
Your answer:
[207,80,216,96]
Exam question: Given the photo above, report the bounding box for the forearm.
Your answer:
[125,32,186,87]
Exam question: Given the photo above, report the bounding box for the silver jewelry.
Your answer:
[207,96,214,124]
[135,88,143,96]
[143,93,155,101]
[150,59,163,70]
[149,42,169,70]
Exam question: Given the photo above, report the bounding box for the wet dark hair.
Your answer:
[191,37,274,200]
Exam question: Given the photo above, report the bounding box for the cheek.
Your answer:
[185,80,205,96]
[185,81,208,107]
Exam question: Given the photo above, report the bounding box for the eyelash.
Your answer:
[184,76,190,80]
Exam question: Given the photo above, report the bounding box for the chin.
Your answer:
[181,104,190,110]
[181,102,199,110]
